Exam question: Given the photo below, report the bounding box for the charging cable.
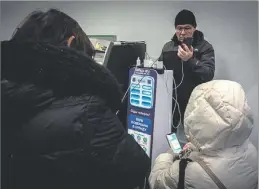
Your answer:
[172,77,182,129]
[116,55,159,115]
[174,60,184,89]
[139,52,184,129]
[116,52,184,130]
[163,66,182,129]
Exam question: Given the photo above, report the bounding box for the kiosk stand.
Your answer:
[127,67,173,165]
[104,41,146,128]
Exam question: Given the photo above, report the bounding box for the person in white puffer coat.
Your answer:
[149,80,258,189]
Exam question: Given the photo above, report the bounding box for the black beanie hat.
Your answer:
[174,9,197,28]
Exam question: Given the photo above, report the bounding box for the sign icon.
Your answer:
[143,137,147,143]
[137,135,141,141]
[130,75,154,109]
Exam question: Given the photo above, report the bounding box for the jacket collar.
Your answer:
[1,40,123,111]
[171,30,205,46]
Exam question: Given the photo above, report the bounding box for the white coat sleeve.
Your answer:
[149,153,179,189]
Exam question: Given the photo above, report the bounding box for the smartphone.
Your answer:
[166,133,182,153]
[182,37,193,49]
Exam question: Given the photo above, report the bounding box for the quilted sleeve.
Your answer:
[86,96,151,189]
[149,153,179,189]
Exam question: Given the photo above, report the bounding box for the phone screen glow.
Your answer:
[166,133,182,153]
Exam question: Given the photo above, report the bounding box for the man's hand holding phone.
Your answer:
[178,44,193,61]
[178,37,194,61]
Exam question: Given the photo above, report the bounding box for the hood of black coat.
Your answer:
[171,30,205,46]
[1,40,123,126]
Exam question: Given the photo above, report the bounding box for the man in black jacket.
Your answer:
[159,9,215,146]
[2,9,150,189]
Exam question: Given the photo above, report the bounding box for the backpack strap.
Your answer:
[195,159,227,189]
[177,158,192,189]
[188,155,227,189]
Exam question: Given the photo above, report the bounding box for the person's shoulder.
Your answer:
[50,94,92,108]
[161,40,175,53]
[200,34,214,50]
[163,40,174,48]
[53,94,117,119]
[194,30,213,48]
[195,37,214,54]
[84,95,110,109]
[202,38,214,48]
[62,94,110,113]
[47,94,109,120]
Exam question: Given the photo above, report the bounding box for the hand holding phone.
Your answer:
[178,37,194,61]
[166,133,182,154]
[182,37,193,49]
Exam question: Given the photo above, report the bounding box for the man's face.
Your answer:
[175,24,196,42]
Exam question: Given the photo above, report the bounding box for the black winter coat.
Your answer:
[159,30,215,126]
[1,40,151,189]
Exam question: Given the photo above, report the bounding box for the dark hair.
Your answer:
[11,9,95,57]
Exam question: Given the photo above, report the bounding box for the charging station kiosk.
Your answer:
[127,67,173,165]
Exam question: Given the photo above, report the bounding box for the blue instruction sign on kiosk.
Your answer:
[127,68,157,158]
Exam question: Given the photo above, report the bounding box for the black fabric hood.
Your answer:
[171,30,205,46]
[1,40,123,126]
